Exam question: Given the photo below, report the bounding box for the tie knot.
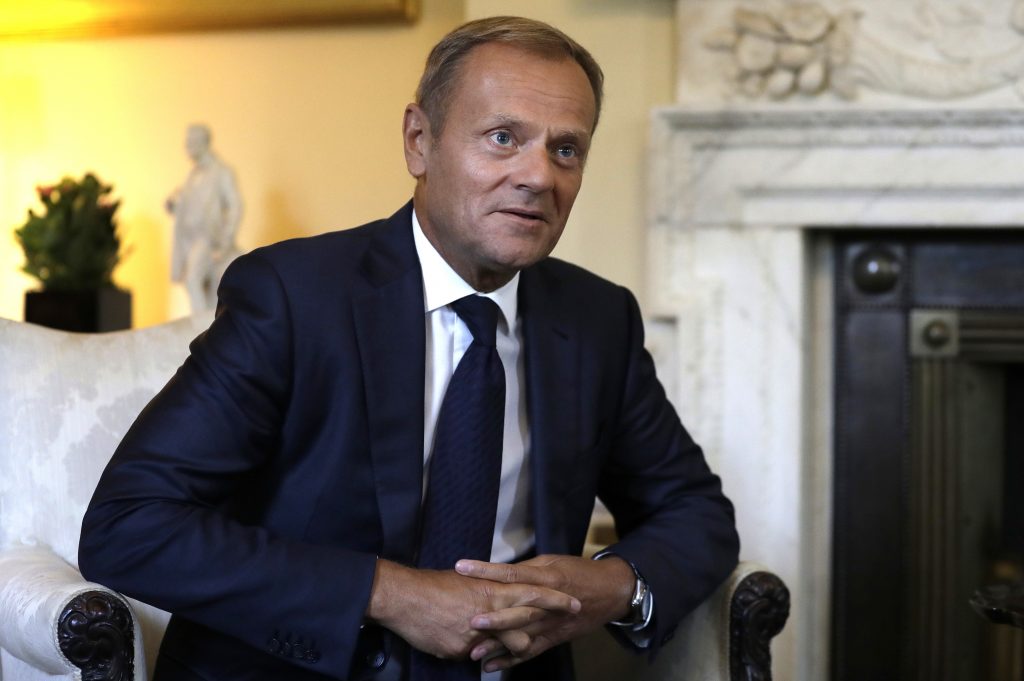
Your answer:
[451,295,501,347]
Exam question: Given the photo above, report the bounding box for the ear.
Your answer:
[403,103,431,179]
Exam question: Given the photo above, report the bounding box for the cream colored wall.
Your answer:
[466,0,676,305]
[0,1,465,326]
[1,0,672,326]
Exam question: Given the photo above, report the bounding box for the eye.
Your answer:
[555,144,578,160]
[490,130,513,146]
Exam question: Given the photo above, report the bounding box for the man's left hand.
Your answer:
[454,554,635,673]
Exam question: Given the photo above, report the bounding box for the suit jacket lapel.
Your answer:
[520,265,580,555]
[353,202,426,563]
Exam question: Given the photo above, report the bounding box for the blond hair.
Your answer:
[416,16,604,136]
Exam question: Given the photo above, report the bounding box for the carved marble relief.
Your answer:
[702,0,1024,100]
[703,3,855,98]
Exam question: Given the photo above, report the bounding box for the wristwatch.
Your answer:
[611,570,651,628]
[594,551,654,629]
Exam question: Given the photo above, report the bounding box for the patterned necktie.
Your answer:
[410,294,506,681]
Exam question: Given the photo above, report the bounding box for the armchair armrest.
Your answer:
[0,545,138,680]
[573,561,790,680]
[728,564,790,680]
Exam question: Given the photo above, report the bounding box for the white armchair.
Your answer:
[0,315,788,681]
[0,314,211,681]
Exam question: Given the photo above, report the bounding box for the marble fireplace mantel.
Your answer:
[645,105,1024,680]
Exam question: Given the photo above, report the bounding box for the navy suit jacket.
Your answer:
[79,202,738,681]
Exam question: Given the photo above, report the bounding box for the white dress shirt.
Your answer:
[410,211,650,677]
[412,210,535,565]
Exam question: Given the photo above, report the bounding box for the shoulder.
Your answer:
[252,218,382,260]
[521,257,643,350]
[525,257,635,309]
[235,216,393,284]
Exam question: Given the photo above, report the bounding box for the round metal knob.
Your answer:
[922,319,952,348]
[852,247,901,294]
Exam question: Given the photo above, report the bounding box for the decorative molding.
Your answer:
[655,108,1024,148]
[701,1,1024,101]
[57,591,134,681]
[959,312,1024,361]
[703,3,858,100]
[846,30,1024,100]
[730,571,791,681]
[649,107,1024,225]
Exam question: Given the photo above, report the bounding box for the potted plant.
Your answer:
[15,172,131,332]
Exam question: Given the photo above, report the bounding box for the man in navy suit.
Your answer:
[80,16,738,681]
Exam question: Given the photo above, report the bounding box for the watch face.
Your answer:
[628,578,647,623]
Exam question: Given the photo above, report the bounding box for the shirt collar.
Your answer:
[412,207,519,330]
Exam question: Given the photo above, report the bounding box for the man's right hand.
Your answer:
[364,559,581,661]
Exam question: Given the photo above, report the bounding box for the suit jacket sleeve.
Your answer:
[78,251,379,679]
[598,287,739,652]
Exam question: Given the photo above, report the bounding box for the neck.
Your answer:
[414,207,517,293]
[437,243,513,292]
[461,269,514,294]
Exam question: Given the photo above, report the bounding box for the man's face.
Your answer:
[404,42,596,291]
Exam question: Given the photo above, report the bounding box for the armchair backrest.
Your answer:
[0,314,212,564]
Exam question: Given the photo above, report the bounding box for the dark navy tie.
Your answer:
[410,295,505,681]
[407,294,503,675]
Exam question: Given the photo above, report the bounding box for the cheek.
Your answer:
[546,223,567,248]
[555,175,583,206]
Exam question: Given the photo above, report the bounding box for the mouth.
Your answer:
[497,208,547,223]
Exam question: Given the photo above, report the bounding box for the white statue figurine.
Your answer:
[166,124,243,312]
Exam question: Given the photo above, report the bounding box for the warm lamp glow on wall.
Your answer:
[0,37,172,327]
[1,0,430,326]
[0,2,104,38]
[0,0,418,40]
[0,65,46,324]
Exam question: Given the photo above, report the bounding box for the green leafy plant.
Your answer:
[14,172,126,291]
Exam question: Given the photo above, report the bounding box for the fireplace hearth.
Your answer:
[833,233,1024,681]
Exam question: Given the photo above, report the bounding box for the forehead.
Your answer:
[447,42,596,133]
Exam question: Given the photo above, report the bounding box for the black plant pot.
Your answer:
[24,288,132,332]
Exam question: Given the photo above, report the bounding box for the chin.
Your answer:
[495,237,558,265]
[491,247,550,271]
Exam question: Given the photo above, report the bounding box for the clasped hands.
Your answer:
[366,554,635,673]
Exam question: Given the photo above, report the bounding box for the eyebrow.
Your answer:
[488,113,592,146]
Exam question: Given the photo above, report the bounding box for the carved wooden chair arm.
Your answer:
[0,545,136,680]
[730,568,790,681]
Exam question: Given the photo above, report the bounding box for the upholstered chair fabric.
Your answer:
[0,314,211,681]
[573,561,771,679]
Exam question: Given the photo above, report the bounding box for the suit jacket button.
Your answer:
[367,650,387,669]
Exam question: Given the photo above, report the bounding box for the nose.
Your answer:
[513,144,556,194]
